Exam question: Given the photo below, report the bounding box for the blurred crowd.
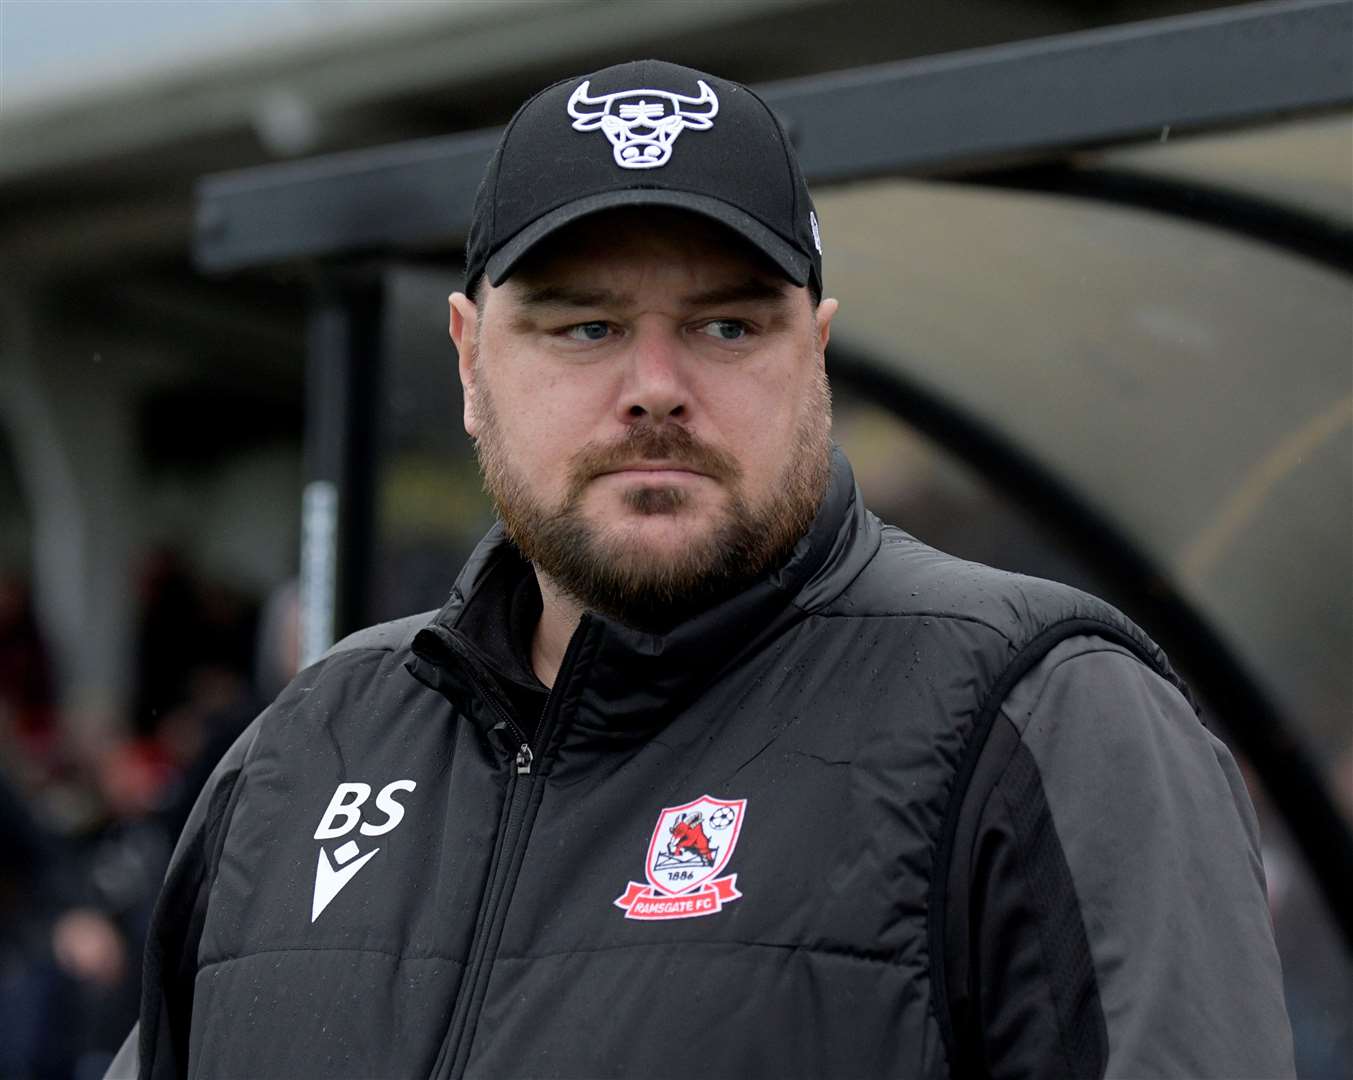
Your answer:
[0,557,298,1080]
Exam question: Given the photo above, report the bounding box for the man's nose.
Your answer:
[619,327,688,422]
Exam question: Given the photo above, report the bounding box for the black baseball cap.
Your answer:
[464,59,823,297]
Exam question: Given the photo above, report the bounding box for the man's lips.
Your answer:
[594,462,711,480]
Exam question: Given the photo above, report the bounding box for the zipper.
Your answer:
[431,617,590,1080]
[472,675,534,775]
[417,624,537,774]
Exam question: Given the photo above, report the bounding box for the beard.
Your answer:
[472,364,832,633]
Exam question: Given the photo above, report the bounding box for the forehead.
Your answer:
[497,207,793,300]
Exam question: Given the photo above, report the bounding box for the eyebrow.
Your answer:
[681,278,792,308]
[514,277,791,311]
[516,284,630,309]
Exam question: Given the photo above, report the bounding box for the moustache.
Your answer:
[566,424,739,495]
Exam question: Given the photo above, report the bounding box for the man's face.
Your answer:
[449,208,838,630]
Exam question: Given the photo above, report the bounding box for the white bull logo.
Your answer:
[567,79,719,170]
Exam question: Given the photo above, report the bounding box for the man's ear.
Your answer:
[815,297,839,361]
[449,291,480,437]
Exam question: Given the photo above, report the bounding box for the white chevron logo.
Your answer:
[311,840,379,922]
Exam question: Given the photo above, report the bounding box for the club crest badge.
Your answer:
[614,795,746,920]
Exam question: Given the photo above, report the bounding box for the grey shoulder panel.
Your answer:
[1003,637,1294,1079]
[955,713,1110,1079]
[322,610,436,659]
[929,613,1191,1070]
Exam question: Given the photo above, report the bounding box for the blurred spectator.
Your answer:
[1,552,299,1078]
[0,574,58,771]
[129,549,202,738]
[0,767,61,1078]
[158,576,299,840]
[0,742,160,1080]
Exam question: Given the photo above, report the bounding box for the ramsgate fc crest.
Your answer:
[614,795,746,920]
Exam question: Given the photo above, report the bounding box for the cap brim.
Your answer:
[485,189,812,287]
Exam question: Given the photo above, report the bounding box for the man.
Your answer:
[113,60,1293,1079]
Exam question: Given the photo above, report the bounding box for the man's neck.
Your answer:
[530,571,585,688]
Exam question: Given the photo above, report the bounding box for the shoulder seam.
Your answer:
[806,609,1018,648]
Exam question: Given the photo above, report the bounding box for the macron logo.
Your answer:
[313,842,380,921]
[310,780,416,922]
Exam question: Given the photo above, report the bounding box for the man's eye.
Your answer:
[564,322,612,342]
[697,320,749,342]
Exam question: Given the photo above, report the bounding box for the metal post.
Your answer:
[300,272,383,665]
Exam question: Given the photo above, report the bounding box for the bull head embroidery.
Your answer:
[567,79,719,169]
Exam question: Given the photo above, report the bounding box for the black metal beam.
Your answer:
[194,0,1353,273]
[770,0,1352,185]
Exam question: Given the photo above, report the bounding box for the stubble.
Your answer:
[471,348,832,632]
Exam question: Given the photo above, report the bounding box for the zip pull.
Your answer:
[515,744,533,775]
